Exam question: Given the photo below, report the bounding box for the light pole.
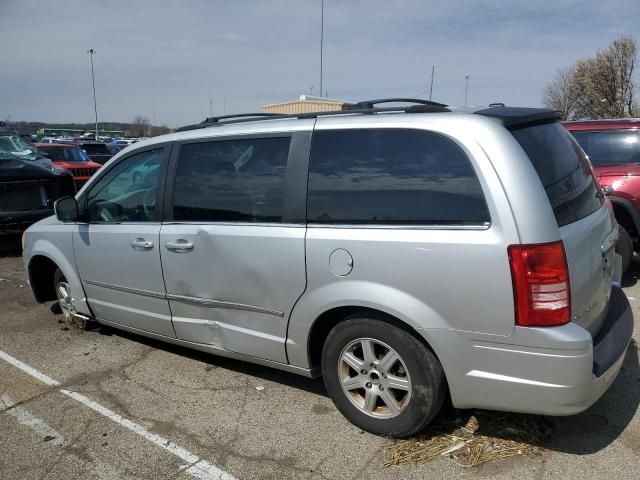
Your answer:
[87,49,99,139]
[464,74,471,106]
[320,0,324,97]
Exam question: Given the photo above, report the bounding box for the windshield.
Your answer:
[39,146,91,163]
[571,129,640,166]
[0,135,39,161]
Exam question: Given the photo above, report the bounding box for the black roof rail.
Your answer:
[176,113,286,132]
[488,102,505,107]
[175,99,451,132]
[200,113,284,124]
[344,98,449,110]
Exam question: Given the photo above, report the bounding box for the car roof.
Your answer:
[563,118,640,131]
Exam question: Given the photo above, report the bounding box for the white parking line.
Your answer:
[0,349,236,480]
[1,393,66,447]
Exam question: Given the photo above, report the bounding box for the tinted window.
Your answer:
[511,122,603,227]
[39,146,89,162]
[173,137,291,222]
[307,129,489,225]
[87,149,164,222]
[82,144,111,154]
[571,130,640,166]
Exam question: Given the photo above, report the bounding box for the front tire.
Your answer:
[53,268,74,322]
[321,316,446,438]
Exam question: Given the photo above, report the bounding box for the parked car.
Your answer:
[564,119,640,271]
[36,143,102,191]
[76,141,114,165]
[0,131,75,237]
[22,100,633,438]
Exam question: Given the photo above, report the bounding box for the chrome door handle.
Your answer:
[130,238,154,250]
[165,239,194,253]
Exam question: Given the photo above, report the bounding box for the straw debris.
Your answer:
[384,411,553,467]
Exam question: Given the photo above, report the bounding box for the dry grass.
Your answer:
[384,411,553,467]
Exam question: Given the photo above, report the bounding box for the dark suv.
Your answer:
[565,119,640,271]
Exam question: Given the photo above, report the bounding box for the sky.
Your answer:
[1,0,638,128]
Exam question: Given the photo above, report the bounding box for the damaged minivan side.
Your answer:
[22,100,634,438]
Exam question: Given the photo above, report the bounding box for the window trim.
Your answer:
[80,142,172,224]
[164,132,311,224]
[306,127,491,228]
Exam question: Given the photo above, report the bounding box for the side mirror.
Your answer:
[54,197,79,222]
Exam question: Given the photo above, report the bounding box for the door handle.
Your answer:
[165,239,194,253]
[130,238,154,250]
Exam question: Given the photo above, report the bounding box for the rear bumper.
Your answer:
[435,286,633,416]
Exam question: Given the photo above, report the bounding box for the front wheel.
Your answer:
[53,268,74,322]
[321,316,446,438]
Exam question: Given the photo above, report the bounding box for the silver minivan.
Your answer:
[22,100,634,438]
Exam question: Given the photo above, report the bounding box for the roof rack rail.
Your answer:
[343,98,448,110]
[175,99,451,132]
[200,113,284,124]
[176,113,286,132]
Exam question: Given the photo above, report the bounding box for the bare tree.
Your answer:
[131,115,150,137]
[572,36,636,119]
[543,65,577,120]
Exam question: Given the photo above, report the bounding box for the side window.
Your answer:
[86,149,164,222]
[173,137,291,222]
[307,129,490,225]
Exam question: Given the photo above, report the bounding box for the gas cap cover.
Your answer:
[329,248,354,276]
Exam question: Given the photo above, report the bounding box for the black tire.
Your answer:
[616,226,633,273]
[321,316,447,438]
[53,268,66,294]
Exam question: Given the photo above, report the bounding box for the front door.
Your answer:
[160,132,310,363]
[74,146,175,337]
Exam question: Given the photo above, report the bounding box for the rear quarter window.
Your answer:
[307,129,490,225]
[510,122,603,227]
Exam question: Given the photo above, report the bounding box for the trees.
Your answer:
[131,115,150,137]
[543,36,637,120]
[543,66,577,120]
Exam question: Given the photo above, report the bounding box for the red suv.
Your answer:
[36,143,102,191]
[565,119,640,270]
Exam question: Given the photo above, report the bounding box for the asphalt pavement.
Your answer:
[0,249,639,479]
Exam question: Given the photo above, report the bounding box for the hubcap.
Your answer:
[56,282,74,321]
[338,338,412,419]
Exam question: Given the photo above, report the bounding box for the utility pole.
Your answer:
[210,99,213,117]
[429,65,435,101]
[320,0,324,98]
[464,74,471,106]
[87,49,99,139]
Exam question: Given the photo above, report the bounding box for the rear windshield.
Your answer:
[511,122,603,227]
[571,129,640,166]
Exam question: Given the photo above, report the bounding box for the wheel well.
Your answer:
[613,203,638,240]
[307,306,439,371]
[28,255,59,303]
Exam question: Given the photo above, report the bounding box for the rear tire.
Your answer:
[616,226,633,272]
[321,316,446,438]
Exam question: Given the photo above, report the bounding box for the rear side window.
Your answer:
[307,129,489,225]
[571,129,640,166]
[511,122,603,227]
[173,137,291,222]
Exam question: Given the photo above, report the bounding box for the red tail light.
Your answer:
[508,241,571,327]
